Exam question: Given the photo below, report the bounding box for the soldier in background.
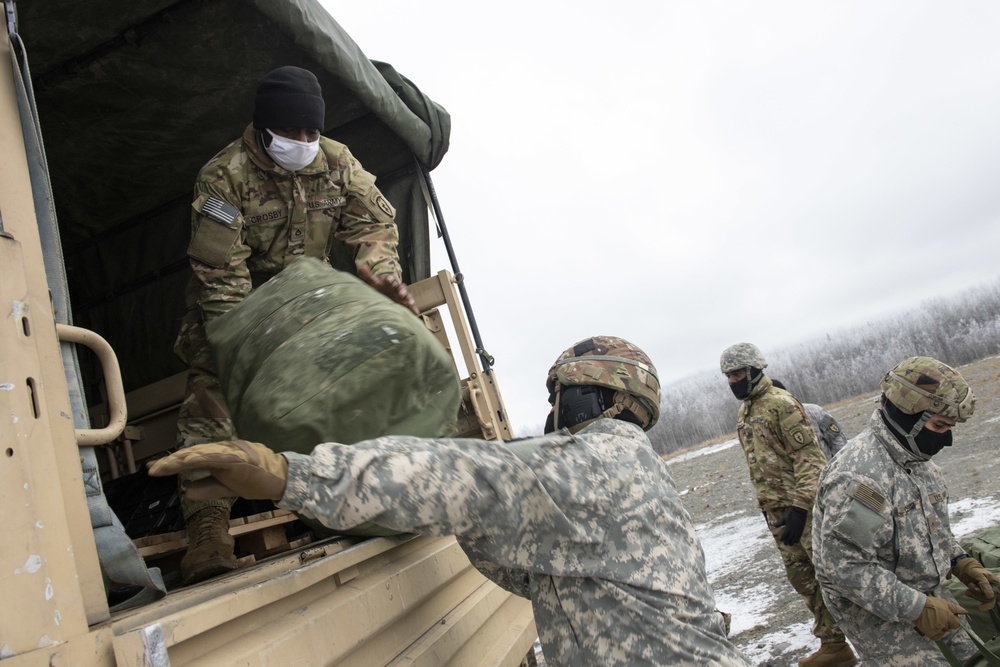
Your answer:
[720,343,857,667]
[151,336,753,667]
[174,65,418,585]
[771,380,849,460]
[813,357,994,666]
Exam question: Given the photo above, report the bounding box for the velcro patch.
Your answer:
[202,196,239,226]
[853,483,886,513]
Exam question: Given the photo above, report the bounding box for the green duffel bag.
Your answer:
[206,257,462,535]
[964,528,1000,570]
[939,531,1000,667]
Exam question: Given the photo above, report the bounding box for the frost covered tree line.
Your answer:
[645,278,1000,457]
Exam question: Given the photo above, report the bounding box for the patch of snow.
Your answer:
[668,438,739,464]
[951,497,1000,538]
[714,582,779,636]
[698,512,771,581]
[737,621,816,666]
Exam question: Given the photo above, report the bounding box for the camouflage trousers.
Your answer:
[821,584,976,666]
[174,306,236,520]
[764,507,846,643]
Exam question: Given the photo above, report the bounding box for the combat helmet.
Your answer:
[719,342,767,374]
[879,356,975,460]
[546,335,660,432]
[880,356,975,422]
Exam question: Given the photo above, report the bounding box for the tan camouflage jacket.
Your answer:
[186,124,401,321]
[812,410,965,623]
[280,419,751,667]
[736,376,826,511]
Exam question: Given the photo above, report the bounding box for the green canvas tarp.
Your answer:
[17,0,450,405]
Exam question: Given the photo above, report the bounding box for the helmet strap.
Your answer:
[880,396,932,461]
[566,391,651,434]
[554,385,652,434]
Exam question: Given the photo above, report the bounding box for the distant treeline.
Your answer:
[645,278,1000,457]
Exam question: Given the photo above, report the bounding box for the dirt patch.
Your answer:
[665,355,1000,665]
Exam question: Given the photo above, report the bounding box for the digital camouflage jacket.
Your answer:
[279,418,752,667]
[803,403,849,461]
[814,410,966,621]
[812,410,973,665]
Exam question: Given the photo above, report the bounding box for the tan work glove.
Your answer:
[913,596,967,640]
[147,440,288,502]
[951,556,1000,612]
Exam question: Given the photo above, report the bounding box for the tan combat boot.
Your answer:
[180,506,237,585]
[798,642,857,667]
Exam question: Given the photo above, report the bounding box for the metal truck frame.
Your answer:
[0,1,534,664]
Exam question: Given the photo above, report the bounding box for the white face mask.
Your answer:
[264,129,319,171]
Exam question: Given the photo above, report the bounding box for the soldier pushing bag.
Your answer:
[173,65,419,585]
[151,336,753,667]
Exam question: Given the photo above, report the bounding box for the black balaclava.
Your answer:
[915,428,953,457]
[730,367,763,400]
[881,396,953,459]
[253,66,325,130]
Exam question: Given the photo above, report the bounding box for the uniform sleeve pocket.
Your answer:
[833,493,885,551]
[780,409,812,451]
[188,194,244,268]
[346,168,396,225]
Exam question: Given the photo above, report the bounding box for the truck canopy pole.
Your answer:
[417,162,495,374]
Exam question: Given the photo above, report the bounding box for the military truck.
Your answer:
[1,0,536,664]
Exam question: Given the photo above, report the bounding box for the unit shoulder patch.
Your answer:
[371,190,395,219]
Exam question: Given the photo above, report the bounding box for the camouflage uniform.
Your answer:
[803,403,849,461]
[175,123,401,517]
[736,376,846,643]
[279,418,752,667]
[812,411,977,666]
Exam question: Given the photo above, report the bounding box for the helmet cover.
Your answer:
[880,356,975,422]
[720,342,767,374]
[546,335,660,429]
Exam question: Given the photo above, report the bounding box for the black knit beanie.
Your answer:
[253,66,325,130]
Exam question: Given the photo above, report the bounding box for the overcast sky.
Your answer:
[320,1,1000,432]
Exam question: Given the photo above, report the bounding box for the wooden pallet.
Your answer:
[133,509,313,569]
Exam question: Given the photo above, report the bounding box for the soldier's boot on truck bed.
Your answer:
[798,642,857,667]
[180,506,237,585]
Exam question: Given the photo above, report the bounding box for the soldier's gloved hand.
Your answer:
[775,506,808,546]
[951,557,1000,611]
[913,596,967,640]
[147,440,288,502]
[357,265,420,316]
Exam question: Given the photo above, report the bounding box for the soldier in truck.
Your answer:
[150,335,753,667]
[175,64,418,585]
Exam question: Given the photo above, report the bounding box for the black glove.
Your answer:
[775,506,808,546]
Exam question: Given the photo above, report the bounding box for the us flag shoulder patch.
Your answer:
[853,483,886,513]
[202,197,239,226]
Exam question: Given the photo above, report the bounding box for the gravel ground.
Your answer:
[664,355,1000,666]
